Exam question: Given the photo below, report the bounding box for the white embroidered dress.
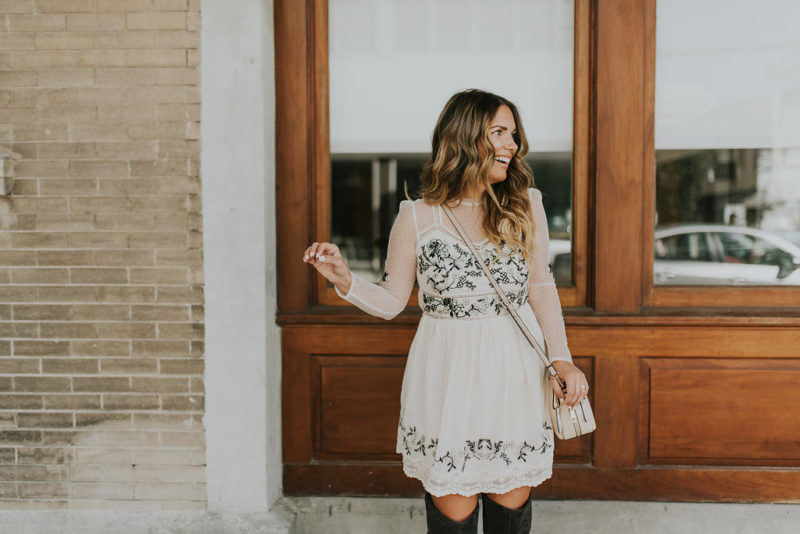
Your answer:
[336,188,572,497]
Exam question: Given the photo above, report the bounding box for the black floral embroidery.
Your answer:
[484,244,529,287]
[422,289,528,319]
[417,237,528,318]
[416,236,529,319]
[399,418,552,474]
[380,270,390,282]
[418,239,483,293]
[400,422,438,457]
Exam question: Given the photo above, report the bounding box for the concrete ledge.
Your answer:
[0,508,294,534]
[288,496,800,534]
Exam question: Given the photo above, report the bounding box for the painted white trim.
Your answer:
[201,0,281,512]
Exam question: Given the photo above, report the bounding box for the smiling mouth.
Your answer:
[494,156,511,165]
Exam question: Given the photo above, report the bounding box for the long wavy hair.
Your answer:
[416,89,536,261]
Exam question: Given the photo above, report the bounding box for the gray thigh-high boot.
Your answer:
[425,492,480,534]
[480,492,532,534]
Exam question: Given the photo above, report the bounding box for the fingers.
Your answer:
[553,371,588,408]
[303,242,341,264]
[318,254,348,273]
[550,376,565,400]
[566,373,589,408]
[302,242,350,287]
[568,377,581,407]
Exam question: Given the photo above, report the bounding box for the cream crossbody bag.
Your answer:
[442,204,596,440]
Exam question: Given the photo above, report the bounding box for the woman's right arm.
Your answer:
[303,200,418,320]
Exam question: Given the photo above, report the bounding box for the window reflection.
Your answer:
[331,153,573,285]
[654,0,800,286]
[656,232,713,263]
[654,149,800,286]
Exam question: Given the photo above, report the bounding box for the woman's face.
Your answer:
[479,104,519,184]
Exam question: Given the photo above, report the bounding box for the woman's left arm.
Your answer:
[527,187,587,406]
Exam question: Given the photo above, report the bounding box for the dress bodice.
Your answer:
[334,187,574,362]
[415,228,529,319]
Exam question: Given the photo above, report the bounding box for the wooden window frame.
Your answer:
[278,0,593,314]
[639,6,800,312]
[276,0,800,319]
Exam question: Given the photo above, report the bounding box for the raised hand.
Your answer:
[302,241,353,295]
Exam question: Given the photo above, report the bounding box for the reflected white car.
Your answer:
[654,224,800,285]
[548,239,572,286]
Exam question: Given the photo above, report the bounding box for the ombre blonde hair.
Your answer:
[417,89,536,261]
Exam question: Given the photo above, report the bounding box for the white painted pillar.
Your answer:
[201,0,281,512]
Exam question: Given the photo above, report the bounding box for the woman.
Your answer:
[303,89,588,533]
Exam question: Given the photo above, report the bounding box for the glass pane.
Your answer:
[654,1,800,286]
[329,0,575,285]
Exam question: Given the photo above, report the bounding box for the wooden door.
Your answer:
[275,0,800,501]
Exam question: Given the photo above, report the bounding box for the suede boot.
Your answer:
[425,492,480,534]
[480,492,532,534]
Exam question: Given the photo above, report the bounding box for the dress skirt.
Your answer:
[396,301,554,497]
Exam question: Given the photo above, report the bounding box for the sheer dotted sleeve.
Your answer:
[527,188,573,362]
[334,200,418,320]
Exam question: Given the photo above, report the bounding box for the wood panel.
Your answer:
[568,0,592,309]
[275,0,313,311]
[282,326,414,467]
[593,0,653,312]
[651,287,800,310]
[285,463,800,503]
[285,328,595,465]
[315,355,404,457]
[566,326,800,359]
[641,358,800,465]
[537,467,800,503]
[639,0,657,309]
[283,324,800,500]
[592,353,638,468]
[284,325,416,355]
[278,311,800,328]
[282,347,313,463]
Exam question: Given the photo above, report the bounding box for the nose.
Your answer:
[506,137,518,151]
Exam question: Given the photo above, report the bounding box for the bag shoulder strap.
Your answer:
[441,204,563,385]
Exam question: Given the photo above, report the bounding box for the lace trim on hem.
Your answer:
[401,461,553,497]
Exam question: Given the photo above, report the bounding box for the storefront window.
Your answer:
[329,0,575,285]
[654,0,800,286]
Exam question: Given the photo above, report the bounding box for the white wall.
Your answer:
[201,0,281,511]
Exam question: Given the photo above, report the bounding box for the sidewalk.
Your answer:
[0,498,797,533]
[287,497,800,534]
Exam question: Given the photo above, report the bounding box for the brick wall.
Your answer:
[0,0,205,509]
